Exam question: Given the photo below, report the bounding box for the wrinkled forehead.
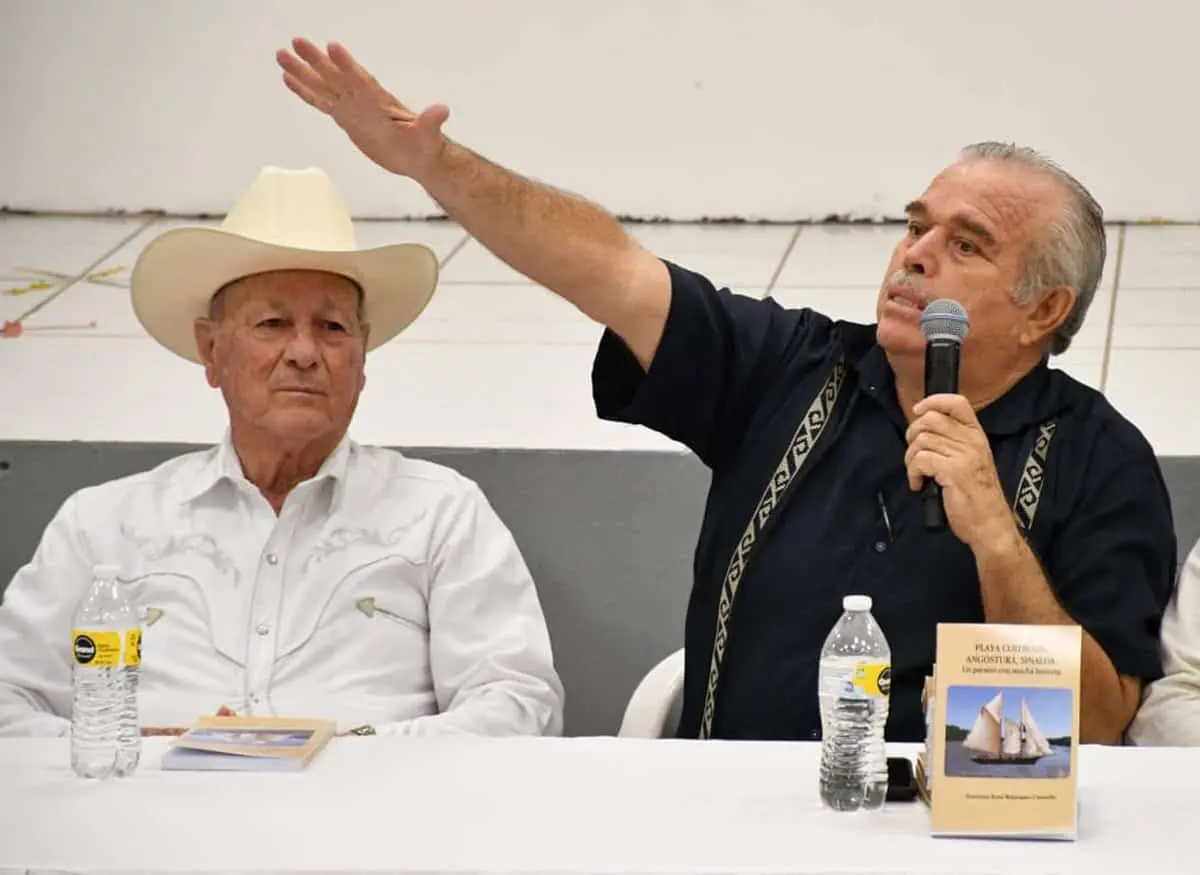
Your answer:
[211,269,364,317]
[916,160,1065,246]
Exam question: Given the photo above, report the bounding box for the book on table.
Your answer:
[927,622,1082,841]
[161,715,336,772]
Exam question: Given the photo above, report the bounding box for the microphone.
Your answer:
[918,299,970,531]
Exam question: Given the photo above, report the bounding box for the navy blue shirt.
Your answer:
[592,260,1177,743]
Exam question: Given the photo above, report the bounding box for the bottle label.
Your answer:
[73,629,141,667]
[852,662,891,697]
[126,629,142,667]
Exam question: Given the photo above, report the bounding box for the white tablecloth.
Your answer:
[0,736,1192,874]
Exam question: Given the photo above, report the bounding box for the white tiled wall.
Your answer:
[3,1,1199,222]
[1,217,1196,454]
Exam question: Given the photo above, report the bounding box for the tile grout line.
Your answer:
[764,225,803,297]
[13,218,159,323]
[1098,223,1126,394]
[438,233,471,270]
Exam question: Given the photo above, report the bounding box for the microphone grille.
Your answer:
[919,298,970,342]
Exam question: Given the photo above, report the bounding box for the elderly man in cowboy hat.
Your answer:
[0,166,564,738]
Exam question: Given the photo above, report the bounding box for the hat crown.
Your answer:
[220,166,358,252]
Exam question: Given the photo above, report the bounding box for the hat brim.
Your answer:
[129,226,439,363]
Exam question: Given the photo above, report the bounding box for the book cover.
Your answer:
[162,715,336,772]
[929,623,1081,840]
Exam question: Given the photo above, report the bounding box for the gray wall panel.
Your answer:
[1,441,1197,737]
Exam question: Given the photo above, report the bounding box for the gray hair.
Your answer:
[958,142,1106,356]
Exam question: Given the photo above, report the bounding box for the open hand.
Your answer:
[904,394,1016,551]
[276,38,450,181]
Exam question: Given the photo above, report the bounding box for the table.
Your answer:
[0,736,1192,874]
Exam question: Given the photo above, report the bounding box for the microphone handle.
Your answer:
[921,339,961,532]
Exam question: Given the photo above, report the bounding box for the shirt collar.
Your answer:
[845,325,1060,437]
[176,429,355,510]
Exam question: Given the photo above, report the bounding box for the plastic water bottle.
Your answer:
[70,563,142,779]
[817,594,891,812]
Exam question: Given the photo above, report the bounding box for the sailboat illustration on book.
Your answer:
[961,691,1053,765]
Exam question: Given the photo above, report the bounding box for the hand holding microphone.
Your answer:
[916,300,970,531]
[903,300,1016,549]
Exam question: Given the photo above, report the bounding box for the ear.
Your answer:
[193,318,221,389]
[1020,285,1075,348]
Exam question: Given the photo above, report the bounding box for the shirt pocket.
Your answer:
[273,549,432,693]
[121,549,249,673]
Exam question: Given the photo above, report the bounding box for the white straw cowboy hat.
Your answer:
[130,165,439,363]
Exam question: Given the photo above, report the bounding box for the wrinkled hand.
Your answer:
[276,38,450,180]
[905,394,1015,550]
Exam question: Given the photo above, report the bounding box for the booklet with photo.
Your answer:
[929,623,1082,840]
[161,715,336,772]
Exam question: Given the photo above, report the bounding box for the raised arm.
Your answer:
[276,38,671,370]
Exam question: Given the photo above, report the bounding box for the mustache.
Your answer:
[888,269,930,303]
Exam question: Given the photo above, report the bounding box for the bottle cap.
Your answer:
[92,563,121,579]
[843,594,872,612]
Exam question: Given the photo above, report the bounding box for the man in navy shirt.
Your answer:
[279,38,1177,744]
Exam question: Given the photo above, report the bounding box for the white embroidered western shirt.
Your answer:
[0,435,564,737]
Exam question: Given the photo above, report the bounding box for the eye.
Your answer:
[907,221,924,237]
[257,318,285,329]
[324,320,347,332]
[952,238,978,256]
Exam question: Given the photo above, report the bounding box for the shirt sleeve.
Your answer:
[1126,539,1200,746]
[0,494,95,737]
[374,480,565,738]
[1044,424,1177,689]
[591,259,834,468]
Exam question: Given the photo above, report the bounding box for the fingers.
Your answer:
[904,409,968,446]
[325,42,400,108]
[277,54,334,102]
[279,38,421,124]
[907,452,939,491]
[282,71,334,113]
[905,433,956,490]
[327,41,371,82]
[911,393,978,426]
[290,37,344,84]
[905,404,989,460]
[276,39,346,110]
[905,430,958,466]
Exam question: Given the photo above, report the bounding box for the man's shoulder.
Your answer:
[347,444,486,505]
[61,446,220,517]
[1046,366,1159,463]
[1040,368,1171,531]
[665,259,865,348]
[344,446,508,543]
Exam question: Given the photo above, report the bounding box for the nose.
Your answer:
[903,228,939,278]
[283,326,320,370]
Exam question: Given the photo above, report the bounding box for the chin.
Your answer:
[267,409,332,435]
[876,318,924,356]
